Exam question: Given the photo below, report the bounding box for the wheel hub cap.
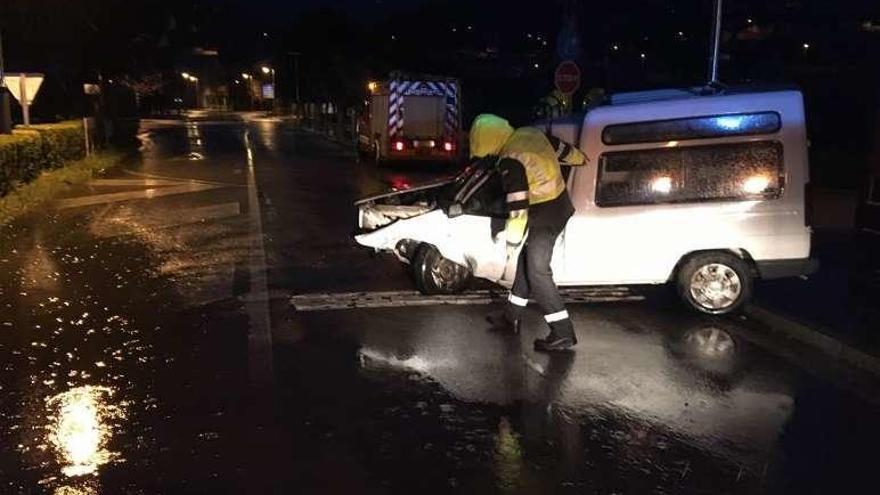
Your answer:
[690,263,742,310]
[430,257,465,290]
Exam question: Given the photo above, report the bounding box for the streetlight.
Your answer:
[239,74,254,110]
[181,72,199,108]
[261,66,276,112]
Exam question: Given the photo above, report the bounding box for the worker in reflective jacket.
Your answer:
[469,114,587,352]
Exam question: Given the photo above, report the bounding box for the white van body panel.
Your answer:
[356,88,813,290]
[559,89,811,285]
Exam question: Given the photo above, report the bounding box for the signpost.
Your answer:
[4,73,44,126]
[554,60,581,113]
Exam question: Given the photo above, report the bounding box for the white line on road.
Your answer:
[122,169,244,188]
[290,288,644,312]
[243,130,274,387]
[86,178,185,187]
[56,182,223,209]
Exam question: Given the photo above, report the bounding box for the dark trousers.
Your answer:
[507,193,573,334]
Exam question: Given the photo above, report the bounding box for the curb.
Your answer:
[745,304,880,377]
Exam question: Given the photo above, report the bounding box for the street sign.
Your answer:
[2,73,44,126]
[554,61,581,95]
[262,83,275,100]
[4,73,44,105]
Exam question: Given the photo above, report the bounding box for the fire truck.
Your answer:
[357,72,462,164]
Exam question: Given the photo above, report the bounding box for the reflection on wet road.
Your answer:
[46,385,123,478]
[1,116,878,493]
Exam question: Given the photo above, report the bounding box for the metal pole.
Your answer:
[293,52,301,110]
[0,30,12,134]
[272,69,277,113]
[19,73,29,126]
[83,117,91,156]
[707,0,723,85]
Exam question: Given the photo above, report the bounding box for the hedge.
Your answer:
[0,121,86,197]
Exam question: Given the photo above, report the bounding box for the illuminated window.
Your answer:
[602,112,781,145]
[596,141,784,207]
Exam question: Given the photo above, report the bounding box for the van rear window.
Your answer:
[602,112,781,145]
[596,141,784,207]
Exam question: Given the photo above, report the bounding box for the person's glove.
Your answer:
[493,230,506,245]
[495,230,522,263]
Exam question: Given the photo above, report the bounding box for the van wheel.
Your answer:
[677,252,752,315]
[413,244,471,295]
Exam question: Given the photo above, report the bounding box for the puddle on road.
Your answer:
[280,308,801,493]
[1,210,250,492]
[45,385,125,478]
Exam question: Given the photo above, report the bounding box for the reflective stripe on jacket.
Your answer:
[500,127,586,206]
[498,128,587,245]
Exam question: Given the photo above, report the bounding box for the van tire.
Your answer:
[676,252,752,315]
[413,244,471,295]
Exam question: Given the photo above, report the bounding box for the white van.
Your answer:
[355,87,817,314]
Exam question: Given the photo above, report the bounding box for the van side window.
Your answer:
[602,112,781,145]
[596,141,784,207]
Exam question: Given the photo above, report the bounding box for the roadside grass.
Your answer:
[0,152,123,226]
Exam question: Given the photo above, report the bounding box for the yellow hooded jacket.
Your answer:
[469,114,587,245]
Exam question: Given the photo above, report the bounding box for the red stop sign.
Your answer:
[554,61,581,95]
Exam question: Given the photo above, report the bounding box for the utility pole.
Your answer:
[0,29,12,134]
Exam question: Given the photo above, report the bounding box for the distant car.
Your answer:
[355,86,818,315]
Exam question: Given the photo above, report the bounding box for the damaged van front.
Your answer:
[354,162,514,293]
[356,178,456,232]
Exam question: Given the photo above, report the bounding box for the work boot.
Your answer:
[534,318,577,352]
[486,311,521,334]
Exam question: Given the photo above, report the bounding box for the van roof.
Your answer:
[608,84,801,106]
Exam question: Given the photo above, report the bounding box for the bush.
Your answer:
[0,120,85,197]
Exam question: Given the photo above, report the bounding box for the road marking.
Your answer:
[243,130,274,387]
[57,183,222,209]
[85,178,184,187]
[122,169,243,188]
[290,287,644,312]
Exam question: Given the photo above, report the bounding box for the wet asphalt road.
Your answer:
[1,116,879,494]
